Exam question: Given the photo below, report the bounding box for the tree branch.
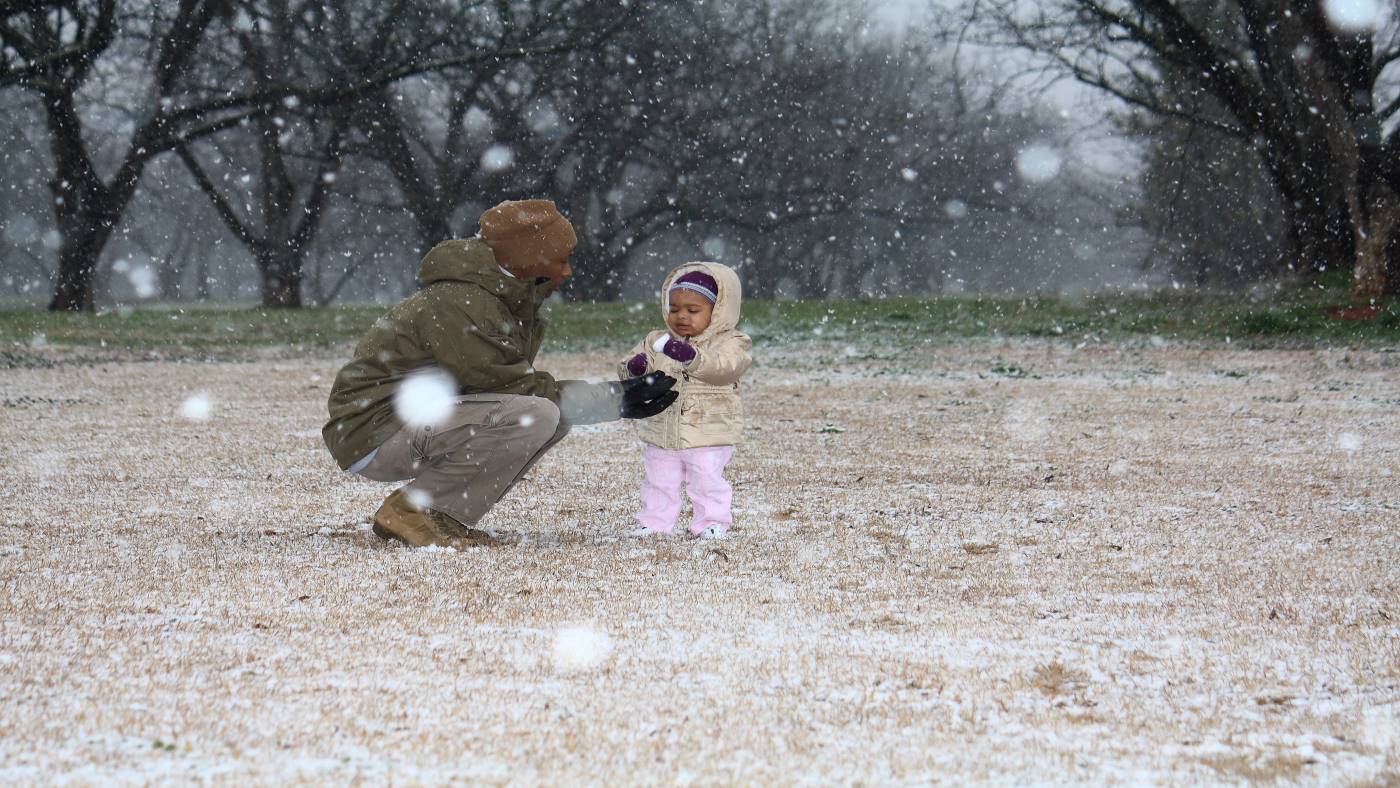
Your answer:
[173,143,261,251]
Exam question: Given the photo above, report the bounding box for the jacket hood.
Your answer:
[418,236,547,313]
[659,261,742,340]
[418,237,508,287]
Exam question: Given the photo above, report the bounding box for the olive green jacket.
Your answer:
[322,238,559,469]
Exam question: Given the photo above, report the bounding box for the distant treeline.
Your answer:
[12,1,1393,311]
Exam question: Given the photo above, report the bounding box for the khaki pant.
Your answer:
[355,394,570,526]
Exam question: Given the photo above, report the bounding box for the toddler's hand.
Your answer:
[657,335,696,364]
[625,352,648,377]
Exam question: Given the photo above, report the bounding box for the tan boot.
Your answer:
[372,489,518,549]
[425,509,522,548]
[372,489,459,548]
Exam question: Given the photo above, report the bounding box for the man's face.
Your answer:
[535,250,573,294]
[507,249,573,294]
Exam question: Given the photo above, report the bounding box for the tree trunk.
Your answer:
[1352,186,1399,301]
[157,229,195,300]
[259,250,303,308]
[1284,194,1354,277]
[48,236,102,311]
[47,209,120,311]
[196,252,212,300]
[1387,222,1400,299]
[43,88,124,311]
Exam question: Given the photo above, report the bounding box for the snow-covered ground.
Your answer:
[2,339,1398,783]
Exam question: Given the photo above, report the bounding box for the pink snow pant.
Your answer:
[635,444,735,535]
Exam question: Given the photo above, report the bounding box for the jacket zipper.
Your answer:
[524,281,538,355]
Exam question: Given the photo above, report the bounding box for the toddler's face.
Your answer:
[667,289,714,338]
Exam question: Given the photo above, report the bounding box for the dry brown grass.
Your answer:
[1,338,1398,783]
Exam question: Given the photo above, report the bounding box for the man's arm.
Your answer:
[557,374,677,426]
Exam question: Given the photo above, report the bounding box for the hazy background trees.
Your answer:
[10,0,1389,310]
[968,0,1400,298]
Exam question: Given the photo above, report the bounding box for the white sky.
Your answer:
[859,0,1139,177]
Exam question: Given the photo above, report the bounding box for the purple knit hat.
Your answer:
[669,270,718,302]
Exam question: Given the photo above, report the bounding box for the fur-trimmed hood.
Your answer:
[658,261,742,337]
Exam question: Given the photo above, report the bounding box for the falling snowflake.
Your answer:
[2,214,39,245]
[943,199,969,220]
[900,167,918,182]
[393,367,457,428]
[179,393,212,421]
[129,266,157,299]
[405,489,433,510]
[553,626,613,673]
[526,100,562,134]
[480,145,515,173]
[1016,144,1063,183]
[462,106,492,135]
[1322,0,1386,32]
[1337,433,1361,452]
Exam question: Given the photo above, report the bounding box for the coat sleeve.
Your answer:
[616,334,655,380]
[686,331,752,386]
[419,295,560,402]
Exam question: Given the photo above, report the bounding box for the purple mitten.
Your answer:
[661,337,696,364]
[626,352,649,377]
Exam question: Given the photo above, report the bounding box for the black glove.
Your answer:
[617,372,678,419]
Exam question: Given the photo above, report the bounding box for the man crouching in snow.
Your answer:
[322,199,678,549]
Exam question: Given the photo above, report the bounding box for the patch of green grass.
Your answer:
[1,278,1397,359]
[0,303,382,353]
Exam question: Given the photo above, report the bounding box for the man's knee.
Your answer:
[500,396,562,447]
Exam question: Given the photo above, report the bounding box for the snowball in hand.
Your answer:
[552,626,613,673]
[393,367,457,428]
[652,334,671,353]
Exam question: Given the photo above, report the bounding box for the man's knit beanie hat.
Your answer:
[479,199,577,268]
[670,270,719,303]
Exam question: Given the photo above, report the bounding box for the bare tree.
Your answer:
[1129,79,1289,287]
[2,2,233,311]
[1,0,618,310]
[346,0,651,281]
[172,1,374,308]
[969,0,1400,298]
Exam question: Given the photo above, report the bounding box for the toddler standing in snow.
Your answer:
[618,263,752,539]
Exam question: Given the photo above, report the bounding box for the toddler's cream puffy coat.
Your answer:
[616,262,752,449]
